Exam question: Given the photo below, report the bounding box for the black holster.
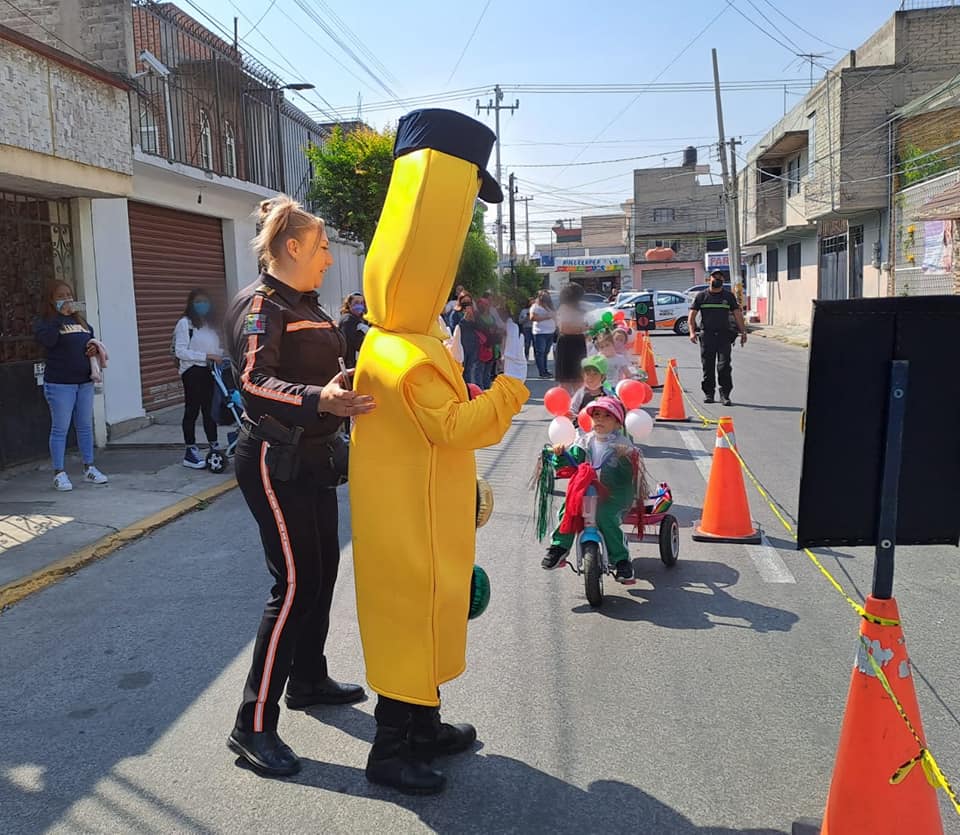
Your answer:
[244,415,304,482]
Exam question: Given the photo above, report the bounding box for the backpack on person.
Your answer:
[170,320,194,368]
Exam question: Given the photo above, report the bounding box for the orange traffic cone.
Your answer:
[818,596,943,835]
[639,333,661,388]
[692,416,761,543]
[656,359,687,422]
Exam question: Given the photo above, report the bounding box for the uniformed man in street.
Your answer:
[687,270,747,406]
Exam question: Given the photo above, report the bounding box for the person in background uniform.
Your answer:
[34,281,109,492]
[338,291,369,369]
[223,195,375,778]
[687,270,747,406]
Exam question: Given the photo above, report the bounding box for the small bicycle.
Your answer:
[569,483,679,608]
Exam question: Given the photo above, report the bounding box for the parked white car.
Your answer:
[591,290,693,335]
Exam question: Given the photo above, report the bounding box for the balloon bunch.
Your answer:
[587,309,628,340]
[543,382,655,445]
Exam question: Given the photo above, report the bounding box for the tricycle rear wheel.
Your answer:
[583,542,604,607]
[659,514,679,566]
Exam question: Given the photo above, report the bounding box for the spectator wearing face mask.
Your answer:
[174,289,224,469]
[339,292,370,369]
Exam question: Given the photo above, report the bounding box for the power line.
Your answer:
[446,0,493,86]
[306,0,400,87]
[546,2,731,182]
[510,144,714,169]
[245,0,279,38]
[758,0,849,52]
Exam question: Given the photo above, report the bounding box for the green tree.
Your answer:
[456,204,498,296]
[306,125,395,249]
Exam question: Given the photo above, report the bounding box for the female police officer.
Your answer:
[224,196,375,777]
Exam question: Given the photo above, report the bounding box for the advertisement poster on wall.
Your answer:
[921,220,953,273]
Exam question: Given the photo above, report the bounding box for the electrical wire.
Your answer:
[306,0,400,87]
[758,0,849,52]
[246,0,279,39]
[446,0,493,86]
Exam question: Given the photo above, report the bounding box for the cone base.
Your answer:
[656,415,688,422]
[692,520,761,544]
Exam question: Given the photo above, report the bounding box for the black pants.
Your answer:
[700,331,734,397]
[181,365,217,446]
[234,435,341,733]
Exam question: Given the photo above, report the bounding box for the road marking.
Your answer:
[677,429,796,584]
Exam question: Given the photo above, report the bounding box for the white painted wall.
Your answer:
[90,198,145,430]
[315,236,365,316]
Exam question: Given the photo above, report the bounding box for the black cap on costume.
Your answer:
[394,109,503,204]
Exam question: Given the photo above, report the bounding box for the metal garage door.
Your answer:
[640,267,696,294]
[128,202,227,411]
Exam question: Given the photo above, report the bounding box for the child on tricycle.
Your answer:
[540,396,641,582]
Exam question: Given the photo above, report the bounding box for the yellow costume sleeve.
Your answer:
[404,368,529,450]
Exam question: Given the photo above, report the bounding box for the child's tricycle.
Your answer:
[569,483,679,608]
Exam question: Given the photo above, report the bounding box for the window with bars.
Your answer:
[139,105,159,155]
[787,242,802,280]
[224,121,237,178]
[653,208,675,223]
[199,110,213,170]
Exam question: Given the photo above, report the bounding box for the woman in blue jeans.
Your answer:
[449,291,483,388]
[34,281,109,492]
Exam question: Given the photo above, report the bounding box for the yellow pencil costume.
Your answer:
[350,110,529,794]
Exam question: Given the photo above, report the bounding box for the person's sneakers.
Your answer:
[182,446,207,469]
[83,465,109,485]
[53,472,73,492]
[615,560,635,582]
[542,546,568,570]
[704,395,716,404]
[720,394,733,406]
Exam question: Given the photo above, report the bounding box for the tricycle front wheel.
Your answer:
[659,514,679,566]
[582,542,604,608]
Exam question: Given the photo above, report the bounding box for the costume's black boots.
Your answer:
[365,696,446,795]
[409,705,477,760]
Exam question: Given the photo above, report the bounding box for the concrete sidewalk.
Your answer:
[748,322,810,348]
[110,404,236,449]
[0,445,235,609]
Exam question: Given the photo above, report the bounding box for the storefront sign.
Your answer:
[705,252,746,270]
[556,255,630,273]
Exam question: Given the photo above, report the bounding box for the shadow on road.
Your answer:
[572,559,799,634]
[728,403,803,413]
[285,752,787,834]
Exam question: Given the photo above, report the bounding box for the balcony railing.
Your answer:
[130,1,322,198]
[755,180,785,236]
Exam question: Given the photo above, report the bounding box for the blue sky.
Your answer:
[189,0,901,244]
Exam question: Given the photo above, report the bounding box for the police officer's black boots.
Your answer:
[409,704,477,760]
[285,676,365,709]
[227,728,301,777]
[365,696,446,795]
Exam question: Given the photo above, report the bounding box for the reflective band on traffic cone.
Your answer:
[656,359,687,422]
[640,334,661,388]
[819,596,943,835]
[692,416,761,543]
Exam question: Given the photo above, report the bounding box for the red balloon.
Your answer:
[577,408,593,433]
[617,379,647,411]
[637,382,654,405]
[613,310,626,323]
[544,386,572,417]
[467,383,484,399]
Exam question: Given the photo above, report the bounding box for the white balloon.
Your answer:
[548,416,577,447]
[625,408,654,442]
[615,379,630,398]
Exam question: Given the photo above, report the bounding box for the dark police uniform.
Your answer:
[224,272,347,734]
[691,287,740,400]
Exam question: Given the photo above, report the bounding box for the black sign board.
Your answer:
[797,296,960,551]
[633,293,656,331]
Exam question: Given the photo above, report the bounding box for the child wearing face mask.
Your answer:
[174,289,224,469]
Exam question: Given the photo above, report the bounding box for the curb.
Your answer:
[0,478,238,613]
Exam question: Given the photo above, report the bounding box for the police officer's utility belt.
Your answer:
[242,415,348,487]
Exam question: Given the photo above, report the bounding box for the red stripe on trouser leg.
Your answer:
[253,442,297,733]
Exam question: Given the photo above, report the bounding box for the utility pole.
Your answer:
[712,48,740,293]
[728,136,743,300]
[508,172,517,289]
[477,85,519,281]
[517,195,533,260]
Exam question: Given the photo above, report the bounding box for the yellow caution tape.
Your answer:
[651,348,960,815]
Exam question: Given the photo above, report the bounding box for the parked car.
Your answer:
[591,290,693,335]
[684,283,732,301]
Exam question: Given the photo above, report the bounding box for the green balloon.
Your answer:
[469,565,490,620]
[602,311,614,323]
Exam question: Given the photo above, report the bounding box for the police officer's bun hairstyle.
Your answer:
[253,195,325,268]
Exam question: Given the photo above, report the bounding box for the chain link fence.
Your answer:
[894,170,960,295]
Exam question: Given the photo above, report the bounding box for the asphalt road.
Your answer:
[2,334,959,834]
